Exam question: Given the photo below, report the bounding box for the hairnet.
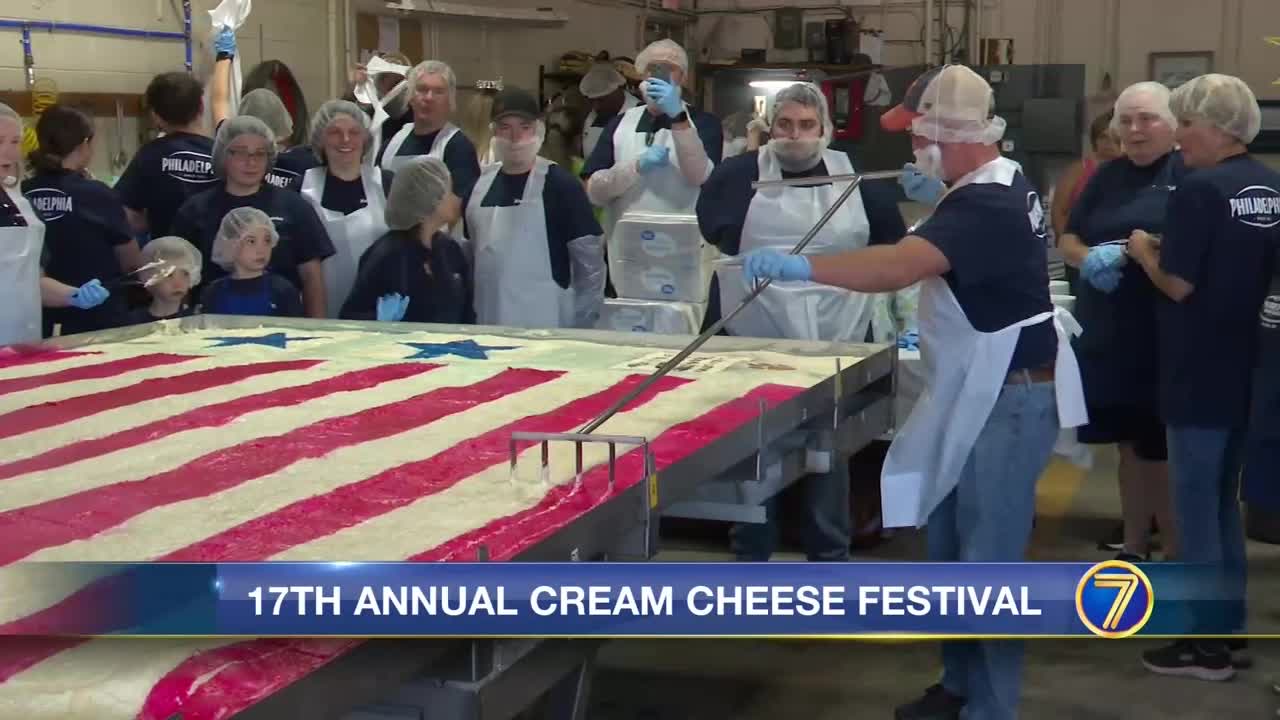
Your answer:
[771,83,833,142]
[407,60,458,110]
[636,39,688,75]
[0,102,21,127]
[384,156,452,231]
[579,63,625,99]
[309,99,373,164]
[212,207,279,271]
[906,65,1005,144]
[1169,73,1262,144]
[142,235,203,286]
[239,88,294,143]
[212,115,279,177]
[1111,82,1176,135]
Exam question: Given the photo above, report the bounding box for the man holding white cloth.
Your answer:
[742,65,1087,720]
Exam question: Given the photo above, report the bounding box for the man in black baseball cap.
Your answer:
[460,86,605,329]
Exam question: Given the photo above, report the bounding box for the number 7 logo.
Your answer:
[1075,560,1154,638]
[1092,573,1139,631]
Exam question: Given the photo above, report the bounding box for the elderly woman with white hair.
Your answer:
[1127,73,1278,681]
[375,59,480,204]
[300,100,393,316]
[695,82,907,563]
[1057,81,1185,563]
[171,115,334,318]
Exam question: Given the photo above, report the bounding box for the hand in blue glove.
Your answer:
[214,26,237,56]
[899,162,946,205]
[69,279,109,310]
[1082,245,1127,293]
[644,78,683,118]
[376,293,410,322]
[742,249,812,284]
[636,145,670,174]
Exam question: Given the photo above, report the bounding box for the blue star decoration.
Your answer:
[403,339,518,360]
[207,333,322,349]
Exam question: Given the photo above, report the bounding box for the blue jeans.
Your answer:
[928,381,1059,720]
[1166,425,1248,633]
[730,468,851,561]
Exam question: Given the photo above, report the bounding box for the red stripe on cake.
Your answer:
[0,353,197,396]
[0,349,96,370]
[0,637,81,683]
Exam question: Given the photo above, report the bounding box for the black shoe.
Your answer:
[1227,638,1253,670]
[1114,551,1149,563]
[1141,641,1235,682]
[894,684,965,720]
[1098,522,1124,551]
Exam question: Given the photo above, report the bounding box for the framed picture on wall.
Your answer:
[1149,51,1213,88]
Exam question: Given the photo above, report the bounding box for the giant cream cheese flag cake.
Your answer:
[0,323,861,719]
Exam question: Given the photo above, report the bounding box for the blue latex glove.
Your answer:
[636,145,670,174]
[376,293,410,322]
[897,330,920,351]
[743,249,812,284]
[899,162,946,205]
[214,26,237,56]
[1081,245,1127,293]
[644,78,683,118]
[69,279,109,310]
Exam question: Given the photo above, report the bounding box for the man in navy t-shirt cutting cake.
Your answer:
[742,65,1087,720]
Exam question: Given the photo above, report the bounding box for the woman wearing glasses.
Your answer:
[172,115,334,317]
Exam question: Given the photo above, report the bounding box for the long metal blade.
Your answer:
[577,174,865,435]
[751,169,903,189]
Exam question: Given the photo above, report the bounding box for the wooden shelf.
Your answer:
[0,91,146,117]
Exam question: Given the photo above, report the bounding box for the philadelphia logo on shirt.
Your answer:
[162,150,217,184]
[26,188,72,221]
[1026,191,1048,239]
[265,170,298,189]
[1229,185,1280,228]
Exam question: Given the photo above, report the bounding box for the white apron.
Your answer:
[583,94,640,160]
[300,166,389,318]
[0,187,45,346]
[380,122,460,175]
[879,158,1088,528]
[718,148,873,341]
[606,104,708,234]
[467,158,573,329]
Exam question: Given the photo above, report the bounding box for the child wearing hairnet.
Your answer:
[126,236,203,324]
[340,156,473,324]
[198,207,304,317]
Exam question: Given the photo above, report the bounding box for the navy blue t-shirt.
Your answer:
[170,184,335,295]
[1157,154,1280,427]
[1066,151,1186,408]
[373,126,481,198]
[126,304,193,325]
[0,190,30,228]
[913,163,1056,372]
[199,273,304,317]
[319,170,395,215]
[266,145,319,192]
[340,230,474,324]
[581,106,723,178]
[696,151,907,255]
[24,170,133,335]
[462,164,602,289]
[115,132,218,237]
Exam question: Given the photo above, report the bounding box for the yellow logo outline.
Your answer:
[1074,560,1154,639]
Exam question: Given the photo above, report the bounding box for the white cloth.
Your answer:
[366,79,409,167]
[606,105,708,233]
[300,166,389,318]
[583,94,640,161]
[467,158,573,329]
[208,0,253,118]
[879,156,1087,528]
[0,187,44,346]
[718,148,874,341]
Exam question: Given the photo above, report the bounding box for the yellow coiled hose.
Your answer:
[21,78,58,155]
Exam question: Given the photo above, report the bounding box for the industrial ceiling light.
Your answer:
[749,80,802,92]
[384,0,568,25]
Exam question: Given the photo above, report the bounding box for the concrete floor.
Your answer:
[587,446,1280,719]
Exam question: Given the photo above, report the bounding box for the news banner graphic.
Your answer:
[0,560,1236,638]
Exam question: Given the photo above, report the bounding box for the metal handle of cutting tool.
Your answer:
[751,169,903,189]
[578,173,867,435]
